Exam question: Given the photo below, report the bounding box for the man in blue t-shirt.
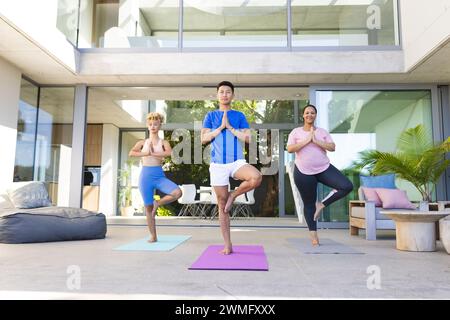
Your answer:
[201,81,262,255]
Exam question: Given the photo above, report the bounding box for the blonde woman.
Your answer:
[129,112,182,242]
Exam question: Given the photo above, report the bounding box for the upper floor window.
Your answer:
[56,0,399,49]
[291,0,399,47]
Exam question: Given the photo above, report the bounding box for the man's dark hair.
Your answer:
[216,81,235,93]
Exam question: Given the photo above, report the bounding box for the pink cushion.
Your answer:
[375,188,416,209]
[361,187,382,207]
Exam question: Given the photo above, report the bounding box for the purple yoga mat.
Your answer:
[189,245,269,271]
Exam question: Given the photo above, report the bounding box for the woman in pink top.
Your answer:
[287,105,353,246]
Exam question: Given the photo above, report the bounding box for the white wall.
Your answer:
[80,50,404,76]
[0,57,21,193]
[99,124,119,216]
[0,0,79,72]
[400,0,450,71]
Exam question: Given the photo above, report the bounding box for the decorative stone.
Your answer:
[381,210,450,252]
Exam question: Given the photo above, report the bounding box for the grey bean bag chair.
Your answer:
[0,183,107,244]
[0,206,107,244]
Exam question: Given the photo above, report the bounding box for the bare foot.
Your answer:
[224,193,235,214]
[313,202,325,221]
[309,231,320,246]
[311,236,320,247]
[147,237,157,243]
[220,246,233,255]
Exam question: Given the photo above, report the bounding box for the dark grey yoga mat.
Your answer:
[287,238,364,254]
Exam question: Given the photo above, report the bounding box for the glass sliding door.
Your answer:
[14,79,39,182]
[14,83,75,205]
[314,89,433,223]
[85,87,151,215]
[118,130,147,216]
[34,88,75,206]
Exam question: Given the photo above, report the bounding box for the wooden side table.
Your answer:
[380,210,450,252]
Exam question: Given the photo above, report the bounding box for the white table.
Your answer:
[381,210,450,252]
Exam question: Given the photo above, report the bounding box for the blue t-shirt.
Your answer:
[203,110,250,164]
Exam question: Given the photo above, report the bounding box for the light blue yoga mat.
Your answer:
[114,235,191,251]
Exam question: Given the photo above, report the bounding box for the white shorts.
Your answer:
[209,159,248,186]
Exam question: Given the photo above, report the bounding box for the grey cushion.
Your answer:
[0,207,107,244]
[7,182,52,209]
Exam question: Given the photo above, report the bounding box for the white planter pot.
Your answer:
[120,206,135,217]
[439,217,450,254]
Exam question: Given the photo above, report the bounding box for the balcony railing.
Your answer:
[56,0,400,50]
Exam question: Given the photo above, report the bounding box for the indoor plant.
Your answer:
[352,125,450,202]
[118,159,135,216]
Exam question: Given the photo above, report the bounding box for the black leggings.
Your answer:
[294,164,353,231]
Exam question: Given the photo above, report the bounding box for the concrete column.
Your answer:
[57,144,72,206]
[99,124,120,216]
[0,58,21,193]
[68,85,87,207]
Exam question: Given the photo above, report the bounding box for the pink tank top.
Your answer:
[141,138,165,166]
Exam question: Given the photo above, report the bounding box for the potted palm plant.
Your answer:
[118,159,135,216]
[352,125,450,203]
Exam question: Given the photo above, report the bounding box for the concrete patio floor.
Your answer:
[0,217,449,300]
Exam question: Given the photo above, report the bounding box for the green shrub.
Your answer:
[157,206,173,216]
